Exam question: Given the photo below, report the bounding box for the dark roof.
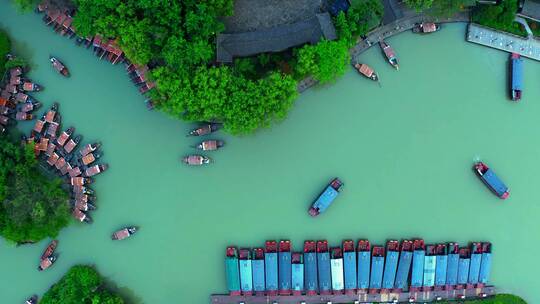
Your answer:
[519,0,540,22]
[216,13,337,63]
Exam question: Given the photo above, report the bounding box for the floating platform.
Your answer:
[211,286,495,304]
[467,23,540,61]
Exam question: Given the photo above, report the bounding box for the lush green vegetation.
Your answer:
[440,294,526,304]
[0,137,71,243]
[12,0,38,11]
[0,28,10,76]
[472,0,527,37]
[41,265,124,304]
[71,0,382,134]
[404,0,474,17]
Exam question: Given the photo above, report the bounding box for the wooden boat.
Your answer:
[412,22,440,34]
[50,56,70,77]
[59,161,72,176]
[510,53,523,101]
[19,101,42,113]
[5,84,18,94]
[38,255,57,271]
[72,208,92,223]
[79,142,101,157]
[81,152,101,166]
[85,164,108,177]
[379,40,399,70]
[75,193,96,203]
[73,200,96,211]
[15,112,34,121]
[63,135,82,154]
[145,99,154,110]
[69,166,82,177]
[0,106,13,115]
[72,185,94,195]
[56,127,74,146]
[21,81,43,92]
[70,177,93,186]
[354,63,379,81]
[308,178,344,217]
[182,155,211,166]
[188,123,222,136]
[45,103,58,123]
[474,162,510,199]
[47,152,60,166]
[54,157,67,170]
[10,75,21,85]
[45,142,56,157]
[15,92,30,103]
[40,240,58,260]
[111,226,138,240]
[195,140,224,151]
[46,121,60,138]
[25,295,38,304]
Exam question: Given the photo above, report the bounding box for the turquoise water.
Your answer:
[1,1,540,303]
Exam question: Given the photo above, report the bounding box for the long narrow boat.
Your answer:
[70,177,93,186]
[478,242,492,287]
[394,239,413,292]
[357,240,371,292]
[38,255,57,271]
[239,248,253,296]
[64,135,82,154]
[111,226,138,240]
[225,247,241,296]
[195,140,224,151]
[278,240,292,295]
[379,40,399,70]
[15,112,34,121]
[354,63,378,81]
[19,101,42,113]
[410,239,425,291]
[446,242,460,289]
[435,243,449,289]
[369,246,385,294]
[80,142,101,157]
[182,155,210,166]
[342,240,357,294]
[45,103,58,123]
[40,240,58,260]
[252,248,266,295]
[303,241,318,295]
[21,81,43,92]
[330,247,344,294]
[187,123,222,136]
[264,241,278,296]
[468,242,483,286]
[84,164,108,177]
[412,22,440,34]
[317,240,332,295]
[510,53,523,101]
[474,162,509,199]
[308,178,344,217]
[50,56,70,77]
[457,248,471,288]
[72,209,92,223]
[56,127,74,147]
[423,245,437,290]
[291,252,304,295]
[382,240,399,291]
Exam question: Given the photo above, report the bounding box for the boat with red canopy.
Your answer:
[474,162,510,199]
[85,164,108,177]
[188,123,222,136]
[40,240,58,260]
[50,56,70,77]
[412,22,440,34]
[38,255,57,271]
[112,226,138,240]
[196,140,224,151]
[354,63,378,81]
[379,40,399,70]
[182,155,211,166]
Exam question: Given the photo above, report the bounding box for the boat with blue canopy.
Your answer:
[478,242,492,286]
[330,247,344,294]
[317,240,332,295]
[474,162,509,199]
[342,240,357,294]
[278,240,292,295]
[446,243,460,288]
[265,241,278,295]
[304,241,318,295]
[291,252,304,295]
[394,240,413,291]
[252,248,265,294]
[382,240,399,290]
[410,239,425,291]
[369,246,384,293]
[435,244,448,288]
[309,178,343,217]
[225,247,241,296]
[239,248,253,295]
[357,240,371,292]
[468,242,482,285]
[510,53,523,101]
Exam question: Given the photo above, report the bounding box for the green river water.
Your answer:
[1,1,540,303]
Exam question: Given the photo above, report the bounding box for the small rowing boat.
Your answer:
[40,240,58,260]
[112,226,138,240]
[354,63,378,81]
[50,56,70,77]
[182,155,211,166]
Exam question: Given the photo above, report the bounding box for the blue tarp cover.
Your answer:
[482,169,509,196]
[357,252,371,289]
[369,256,384,289]
[304,252,318,291]
[330,258,344,291]
[318,252,332,291]
[292,263,304,292]
[394,251,413,289]
[411,250,425,287]
[512,56,523,90]
[313,186,339,213]
[240,260,253,292]
[479,253,492,284]
[468,254,482,284]
[446,254,459,286]
[343,252,357,290]
[382,251,399,289]
[423,256,436,287]
[265,252,278,291]
[252,259,265,292]
[457,258,470,284]
[435,255,448,286]
[278,252,292,290]
[226,257,241,292]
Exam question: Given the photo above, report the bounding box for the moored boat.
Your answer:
[80,142,101,157]
[56,127,74,147]
[239,248,254,296]
[412,22,440,34]
[45,103,58,123]
[182,155,211,166]
[382,240,399,291]
[303,241,318,295]
[63,135,82,154]
[278,240,292,295]
[195,140,224,151]
[435,243,449,289]
[21,81,43,92]
[354,63,378,81]
[73,200,96,212]
[446,242,460,289]
[84,163,108,177]
[46,121,60,138]
[187,123,222,136]
[474,162,509,199]
[40,239,58,260]
[50,56,70,77]
[111,226,138,240]
[510,53,523,101]
[226,246,241,296]
[72,208,92,223]
[15,112,34,121]
[369,245,385,294]
[410,239,426,292]
[394,239,413,292]
[357,239,371,292]
[423,245,437,290]
[330,247,344,294]
[379,40,399,70]
[317,240,332,295]
[252,248,266,295]
[70,177,93,186]
[308,178,344,217]
[291,252,304,296]
[265,241,278,296]
[478,242,492,287]
[38,255,57,271]
[25,295,38,304]
[81,152,101,166]
[342,240,357,295]
[72,185,94,195]
[19,101,41,113]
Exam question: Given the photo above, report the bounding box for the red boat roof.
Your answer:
[239,248,251,259]
[401,240,413,252]
[413,239,425,250]
[279,240,291,252]
[435,244,447,255]
[471,242,483,254]
[317,240,328,253]
[343,240,354,252]
[292,252,302,263]
[331,247,343,258]
[226,247,237,258]
[459,248,471,258]
[482,242,492,253]
[426,245,437,255]
[448,243,460,254]
[357,240,371,252]
[265,241,277,253]
[253,248,264,259]
[386,240,399,252]
[304,241,316,253]
[372,246,385,257]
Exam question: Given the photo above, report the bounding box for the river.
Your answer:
[0,1,539,303]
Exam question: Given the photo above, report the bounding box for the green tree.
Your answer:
[0,28,10,76]
[295,40,350,83]
[403,0,434,12]
[472,0,526,37]
[431,0,475,17]
[11,0,39,11]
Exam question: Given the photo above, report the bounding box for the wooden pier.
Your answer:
[467,23,540,60]
[211,285,495,303]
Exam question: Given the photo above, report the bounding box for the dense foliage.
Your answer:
[41,265,124,304]
[12,0,39,11]
[0,137,70,243]
[472,0,526,37]
[440,294,527,304]
[0,28,10,76]
[404,0,474,17]
[404,0,435,12]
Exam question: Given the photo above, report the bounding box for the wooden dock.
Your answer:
[210,285,495,303]
[467,23,540,60]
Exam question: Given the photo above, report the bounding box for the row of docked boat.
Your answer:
[28,103,108,223]
[182,123,225,166]
[0,65,44,132]
[35,2,157,109]
[223,239,492,302]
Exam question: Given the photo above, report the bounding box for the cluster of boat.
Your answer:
[36,2,157,109]
[0,65,44,132]
[183,123,225,166]
[28,103,108,223]
[224,239,492,301]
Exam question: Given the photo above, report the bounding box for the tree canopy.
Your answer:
[0,28,10,76]
[0,137,70,243]
[472,0,526,37]
[41,265,125,304]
